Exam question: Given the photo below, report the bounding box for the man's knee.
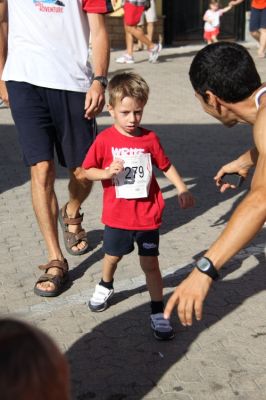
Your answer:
[31,160,55,189]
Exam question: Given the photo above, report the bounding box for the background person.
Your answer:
[135,0,158,51]
[116,0,161,64]
[203,0,233,44]
[230,0,266,58]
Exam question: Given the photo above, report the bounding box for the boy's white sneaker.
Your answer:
[150,313,175,340]
[115,54,135,64]
[88,284,114,312]
[148,43,162,63]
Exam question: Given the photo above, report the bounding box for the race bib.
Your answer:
[114,153,152,199]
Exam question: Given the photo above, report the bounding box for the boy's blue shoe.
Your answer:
[150,313,175,340]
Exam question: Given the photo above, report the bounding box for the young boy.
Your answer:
[81,72,195,340]
[203,0,233,44]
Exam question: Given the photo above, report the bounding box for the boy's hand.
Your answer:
[106,159,124,178]
[178,191,195,209]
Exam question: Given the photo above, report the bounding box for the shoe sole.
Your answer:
[152,330,175,341]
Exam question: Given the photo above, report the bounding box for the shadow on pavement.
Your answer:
[67,230,266,400]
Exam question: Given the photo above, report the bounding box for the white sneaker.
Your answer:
[115,54,135,64]
[148,43,162,63]
[88,284,114,312]
[150,313,175,340]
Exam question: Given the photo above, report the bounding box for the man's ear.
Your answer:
[205,90,219,107]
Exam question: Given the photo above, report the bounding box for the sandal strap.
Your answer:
[38,259,69,273]
[65,230,87,247]
[61,203,83,226]
[35,273,64,285]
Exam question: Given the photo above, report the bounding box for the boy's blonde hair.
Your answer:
[108,72,149,107]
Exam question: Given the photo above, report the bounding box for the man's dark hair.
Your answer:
[189,42,261,103]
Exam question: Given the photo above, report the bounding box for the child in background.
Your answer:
[81,72,195,340]
[203,0,233,44]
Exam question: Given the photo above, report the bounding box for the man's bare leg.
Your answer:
[32,163,92,292]
[31,160,65,292]
[64,167,93,253]
[258,28,266,57]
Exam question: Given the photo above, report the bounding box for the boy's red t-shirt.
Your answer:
[82,126,172,230]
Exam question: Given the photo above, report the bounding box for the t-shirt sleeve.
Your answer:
[151,134,171,171]
[82,0,114,13]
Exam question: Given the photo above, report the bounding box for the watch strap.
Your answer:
[196,257,219,280]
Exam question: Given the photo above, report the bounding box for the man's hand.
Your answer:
[164,268,212,326]
[0,80,8,106]
[84,80,105,119]
[214,159,248,193]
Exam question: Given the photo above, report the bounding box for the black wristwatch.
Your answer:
[195,257,219,280]
[92,76,108,89]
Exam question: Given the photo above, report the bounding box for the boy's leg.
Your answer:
[140,255,174,340]
[139,256,163,301]
[89,254,121,312]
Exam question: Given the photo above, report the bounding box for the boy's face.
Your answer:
[108,96,145,136]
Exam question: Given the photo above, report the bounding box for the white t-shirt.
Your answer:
[2,0,94,92]
[204,9,223,31]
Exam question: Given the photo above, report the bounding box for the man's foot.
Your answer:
[150,313,175,340]
[34,259,69,297]
[59,203,89,256]
[148,43,162,63]
[115,54,135,64]
[88,284,114,312]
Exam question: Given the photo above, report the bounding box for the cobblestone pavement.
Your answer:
[1,43,266,400]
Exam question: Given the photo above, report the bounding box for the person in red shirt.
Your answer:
[80,72,195,340]
[230,0,266,57]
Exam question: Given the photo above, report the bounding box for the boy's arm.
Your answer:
[81,159,124,181]
[163,165,195,209]
[163,164,188,194]
[0,0,8,104]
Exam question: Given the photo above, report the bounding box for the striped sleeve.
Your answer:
[82,0,114,13]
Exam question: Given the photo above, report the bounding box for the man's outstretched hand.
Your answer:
[164,268,213,326]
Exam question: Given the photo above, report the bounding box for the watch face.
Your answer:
[197,258,211,272]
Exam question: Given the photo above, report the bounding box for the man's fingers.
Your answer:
[194,298,203,321]
[164,290,179,319]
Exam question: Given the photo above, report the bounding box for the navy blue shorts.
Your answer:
[6,81,97,167]
[250,7,266,32]
[103,226,160,257]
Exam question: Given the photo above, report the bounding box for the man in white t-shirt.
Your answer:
[0,0,112,297]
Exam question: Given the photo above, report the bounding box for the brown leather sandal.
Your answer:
[34,259,69,297]
[59,203,89,256]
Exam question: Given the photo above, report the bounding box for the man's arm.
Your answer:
[165,104,266,326]
[84,13,110,119]
[0,0,8,104]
